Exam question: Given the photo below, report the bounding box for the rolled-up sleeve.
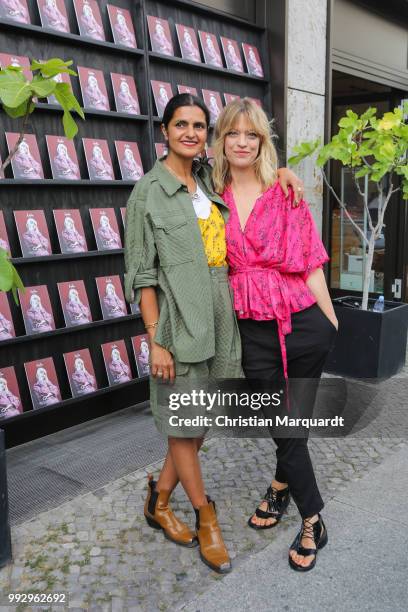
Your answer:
[124,183,158,304]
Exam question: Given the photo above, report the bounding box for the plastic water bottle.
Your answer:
[373,295,385,312]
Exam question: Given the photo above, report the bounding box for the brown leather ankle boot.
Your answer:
[144,475,197,548]
[195,500,232,574]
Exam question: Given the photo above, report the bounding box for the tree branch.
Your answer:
[321,168,369,246]
[0,100,32,174]
[352,168,375,232]
[375,180,394,237]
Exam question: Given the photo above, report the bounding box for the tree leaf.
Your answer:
[288,139,320,165]
[355,166,370,178]
[3,100,30,118]
[0,79,32,107]
[54,83,84,119]
[0,254,14,292]
[30,79,57,97]
[31,58,75,78]
[378,110,402,130]
[62,110,78,138]
[0,68,25,83]
[360,107,377,122]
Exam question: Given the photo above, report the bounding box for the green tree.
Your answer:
[289,104,408,310]
[0,57,84,301]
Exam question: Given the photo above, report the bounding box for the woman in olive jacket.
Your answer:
[124,93,303,574]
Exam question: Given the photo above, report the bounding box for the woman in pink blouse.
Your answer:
[213,98,338,572]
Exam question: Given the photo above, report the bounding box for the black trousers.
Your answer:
[238,304,337,519]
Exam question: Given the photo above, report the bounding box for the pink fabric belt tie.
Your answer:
[229,267,292,380]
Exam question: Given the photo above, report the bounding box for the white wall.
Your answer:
[286,0,328,230]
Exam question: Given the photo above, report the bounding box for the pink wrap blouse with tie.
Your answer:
[223,182,329,378]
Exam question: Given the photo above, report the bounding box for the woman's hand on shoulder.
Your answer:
[150,342,175,383]
[277,167,304,206]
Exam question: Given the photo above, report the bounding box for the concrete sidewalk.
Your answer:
[181,443,408,612]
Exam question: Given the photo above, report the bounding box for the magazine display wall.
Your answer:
[0,0,270,447]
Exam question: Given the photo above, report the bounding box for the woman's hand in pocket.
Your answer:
[330,316,339,331]
[150,343,175,382]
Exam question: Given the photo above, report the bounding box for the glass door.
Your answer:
[328,74,407,301]
[335,168,385,294]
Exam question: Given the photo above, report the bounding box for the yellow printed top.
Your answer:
[197,203,227,267]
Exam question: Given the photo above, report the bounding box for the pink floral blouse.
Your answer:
[223,182,329,378]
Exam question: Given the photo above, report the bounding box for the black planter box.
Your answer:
[0,430,12,568]
[325,297,408,379]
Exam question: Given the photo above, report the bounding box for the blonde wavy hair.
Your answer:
[212,98,278,193]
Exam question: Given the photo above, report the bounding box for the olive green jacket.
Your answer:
[124,159,230,363]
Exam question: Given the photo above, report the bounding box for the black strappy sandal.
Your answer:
[289,514,328,572]
[247,485,290,530]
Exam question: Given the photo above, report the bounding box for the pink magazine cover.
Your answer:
[202,89,223,126]
[0,211,10,253]
[155,143,168,158]
[0,366,22,420]
[177,84,198,96]
[131,334,150,377]
[53,209,87,254]
[14,210,51,257]
[151,80,173,117]
[111,72,140,115]
[46,135,80,180]
[0,292,15,341]
[82,138,114,181]
[37,0,69,33]
[6,132,44,180]
[107,4,136,48]
[198,31,223,68]
[242,43,264,78]
[64,348,97,397]
[47,72,72,105]
[115,141,143,181]
[224,93,241,105]
[89,208,122,250]
[25,356,61,409]
[73,0,105,41]
[0,153,4,179]
[78,66,109,111]
[220,36,243,73]
[96,275,127,320]
[0,53,32,80]
[0,0,30,24]
[247,97,262,107]
[147,15,173,56]
[18,285,55,335]
[101,339,132,386]
[57,279,92,327]
[176,24,201,63]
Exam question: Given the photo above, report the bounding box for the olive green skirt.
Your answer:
[150,266,242,438]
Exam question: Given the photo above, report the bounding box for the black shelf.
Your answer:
[2,377,148,424]
[0,179,135,187]
[163,0,265,31]
[0,314,140,348]
[0,19,145,57]
[149,52,267,83]
[0,0,270,446]
[35,103,149,123]
[11,249,123,265]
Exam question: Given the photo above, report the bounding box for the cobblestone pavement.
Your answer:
[1,349,408,611]
[0,428,406,611]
